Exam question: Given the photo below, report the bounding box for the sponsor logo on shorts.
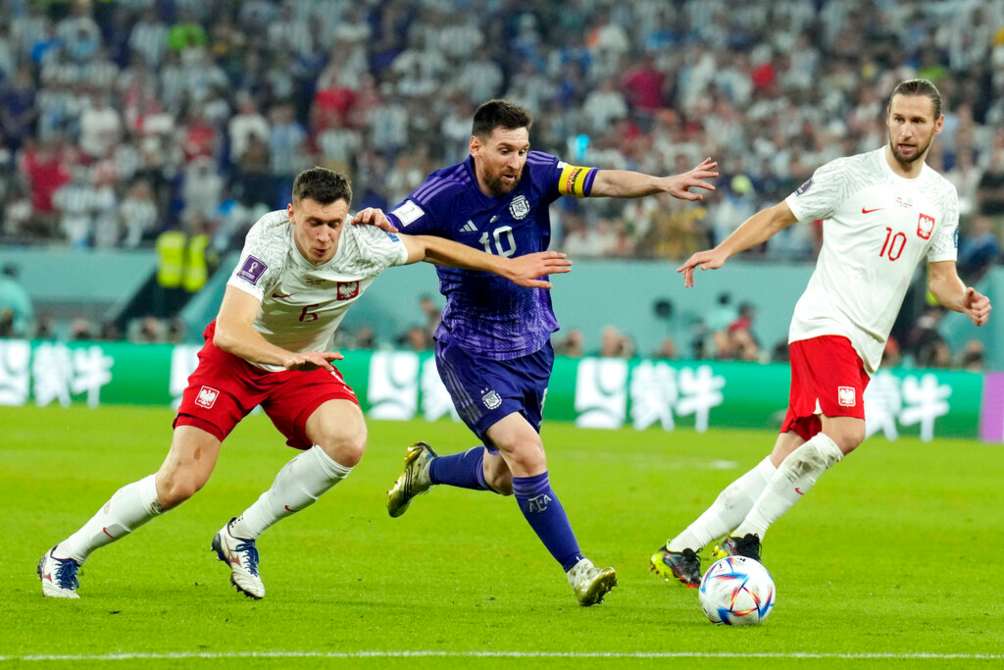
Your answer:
[482,389,502,410]
[509,194,530,220]
[237,255,267,285]
[196,385,220,409]
[336,281,360,300]
[837,385,856,407]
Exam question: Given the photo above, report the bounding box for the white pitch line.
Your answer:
[2,651,1004,663]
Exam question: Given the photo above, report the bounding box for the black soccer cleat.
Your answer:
[720,533,762,563]
[650,546,702,588]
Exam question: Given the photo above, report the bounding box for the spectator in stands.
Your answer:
[958,215,1000,282]
[119,179,159,248]
[0,263,34,337]
[554,329,585,358]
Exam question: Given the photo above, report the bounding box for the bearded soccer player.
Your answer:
[37,167,571,599]
[650,79,992,587]
[382,99,718,605]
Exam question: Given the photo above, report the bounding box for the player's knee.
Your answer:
[155,470,203,510]
[832,426,864,454]
[316,425,367,467]
[504,440,546,474]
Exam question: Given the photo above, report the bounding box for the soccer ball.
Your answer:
[698,555,775,625]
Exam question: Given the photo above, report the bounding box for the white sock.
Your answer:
[667,456,776,552]
[230,446,352,539]
[55,474,162,563]
[734,433,844,540]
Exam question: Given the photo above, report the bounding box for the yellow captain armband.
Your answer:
[556,162,598,197]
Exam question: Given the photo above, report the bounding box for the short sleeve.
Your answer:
[784,158,850,223]
[927,185,959,263]
[386,179,447,236]
[340,222,409,275]
[226,216,286,301]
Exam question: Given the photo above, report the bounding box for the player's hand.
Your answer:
[503,251,573,288]
[351,208,398,232]
[663,157,719,201]
[676,247,728,288]
[962,287,991,327]
[283,350,344,372]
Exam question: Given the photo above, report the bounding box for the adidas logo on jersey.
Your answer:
[460,220,478,233]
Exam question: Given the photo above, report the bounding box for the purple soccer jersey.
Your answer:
[388,151,592,360]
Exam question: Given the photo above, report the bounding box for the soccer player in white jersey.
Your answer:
[650,79,992,586]
[37,167,572,599]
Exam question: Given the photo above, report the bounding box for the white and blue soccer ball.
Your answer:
[698,555,775,625]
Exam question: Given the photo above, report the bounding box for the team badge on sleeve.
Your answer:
[795,178,813,196]
[391,200,424,227]
[237,255,268,285]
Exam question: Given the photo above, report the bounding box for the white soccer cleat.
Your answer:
[567,558,617,606]
[211,519,265,599]
[386,442,437,518]
[37,547,81,599]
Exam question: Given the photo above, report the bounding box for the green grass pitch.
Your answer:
[1,404,1003,669]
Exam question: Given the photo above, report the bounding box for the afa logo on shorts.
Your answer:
[481,388,502,410]
[837,385,856,408]
[196,385,220,409]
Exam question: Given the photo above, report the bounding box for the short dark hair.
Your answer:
[292,167,352,205]
[889,79,943,118]
[472,99,532,138]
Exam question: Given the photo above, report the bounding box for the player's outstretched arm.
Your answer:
[400,234,572,288]
[590,157,719,200]
[214,286,343,370]
[676,201,798,288]
[928,261,992,326]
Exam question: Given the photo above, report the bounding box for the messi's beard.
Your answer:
[485,169,521,196]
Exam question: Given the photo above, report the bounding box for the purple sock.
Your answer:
[512,472,584,571]
[429,446,491,491]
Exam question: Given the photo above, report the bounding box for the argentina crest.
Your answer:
[481,388,502,409]
[508,194,530,220]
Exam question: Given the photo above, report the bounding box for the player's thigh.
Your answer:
[304,398,367,466]
[156,425,222,507]
[435,338,552,443]
[263,365,360,454]
[485,411,545,476]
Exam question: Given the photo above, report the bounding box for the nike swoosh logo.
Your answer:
[861,207,883,214]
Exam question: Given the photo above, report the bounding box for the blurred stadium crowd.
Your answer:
[0,0,1000,369]
[1,0,1003,266]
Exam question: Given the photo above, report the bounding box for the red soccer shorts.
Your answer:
[780,335,870,441]
[174,321,358,449]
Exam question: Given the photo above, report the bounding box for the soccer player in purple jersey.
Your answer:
[384,100,717,605]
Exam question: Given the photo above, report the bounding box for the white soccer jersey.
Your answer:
[784,146,959,374]
[226,210,408,371]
